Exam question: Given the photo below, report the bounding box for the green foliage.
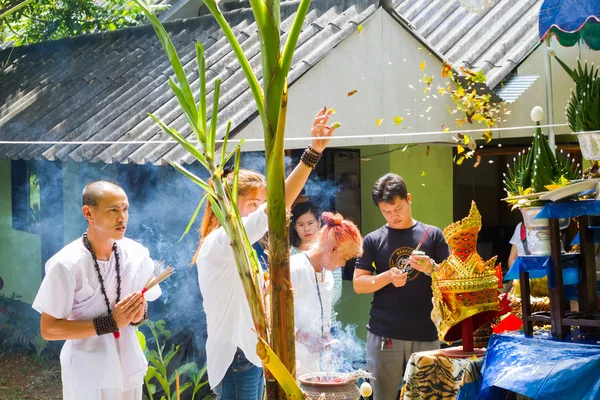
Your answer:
[137,319,211,400]
[0,293,52,359]
[555,57,600,133]
[504,123,580,200]
[0,0,169,46]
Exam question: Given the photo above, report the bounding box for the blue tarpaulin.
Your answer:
[535,200,600,219]
[539,0,600,49]
[479,334,600,399]
[504,255,580,287]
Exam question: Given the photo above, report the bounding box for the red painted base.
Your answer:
[440,347,486,359]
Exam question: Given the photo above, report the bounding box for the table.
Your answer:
[400,347,483,400]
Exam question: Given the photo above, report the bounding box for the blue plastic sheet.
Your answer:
[570,227,600,245]
[504,255,580,287]
[479,334,600,399]
[539,0,600,49]
[536,200,600,219]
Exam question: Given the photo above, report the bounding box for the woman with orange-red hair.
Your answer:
[290,212,363,373]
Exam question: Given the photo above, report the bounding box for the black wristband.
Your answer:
[300,146,322,169]
[93,315,119,335]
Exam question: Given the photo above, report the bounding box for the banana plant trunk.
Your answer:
[202,0,314,397]
[264,84,297,399]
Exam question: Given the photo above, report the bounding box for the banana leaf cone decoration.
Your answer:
[503,106,580,207]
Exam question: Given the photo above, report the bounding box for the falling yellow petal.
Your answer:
[329,108,336,114]
[421,171,425,177]
[482,130,492,143]
[394,116,404,126]
[357,25,363,33]
[472,113,486,122]
[423,87,430,94]
[456,156,465,165]
[444,127,450,132]
[418,47,423,50]
[376,118,384,127]
[446,105,453,115]
[426,106,432,113]
[420,61,426,71]
[457,145,465,154]
[464,135,471,145]
[402,145,409,152]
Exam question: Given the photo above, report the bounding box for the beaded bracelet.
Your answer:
[93,315,119,336]
[300,146,322,169]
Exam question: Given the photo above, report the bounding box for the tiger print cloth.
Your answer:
[400,348,483,400]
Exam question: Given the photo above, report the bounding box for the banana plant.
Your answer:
[132,1,308,398]
[201,2,313,396]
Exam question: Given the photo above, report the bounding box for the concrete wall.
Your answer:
[239,8,458,151]
[0,160,41,303]
[502,39,600,142]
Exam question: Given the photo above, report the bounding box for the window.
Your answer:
[11,160,40,234]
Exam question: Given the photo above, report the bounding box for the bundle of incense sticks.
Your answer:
[113,260,174,339]
[142,259,175,294]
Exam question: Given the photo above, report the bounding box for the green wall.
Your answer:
[0,160,42,303]
[336,144,453,340]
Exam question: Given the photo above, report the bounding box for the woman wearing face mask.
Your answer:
[290,212,363,373]
[194,108,337,400]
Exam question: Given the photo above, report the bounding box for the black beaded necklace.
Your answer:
[82,233,121,317]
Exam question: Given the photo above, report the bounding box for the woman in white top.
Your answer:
[291,202,344,329]
[290,212,363,374]
[194,108,337,400]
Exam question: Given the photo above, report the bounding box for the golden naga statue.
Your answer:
[431,201,500,344]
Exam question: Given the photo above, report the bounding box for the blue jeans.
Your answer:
[214,348,264,400]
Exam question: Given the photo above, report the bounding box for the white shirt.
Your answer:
[290,253,334,373]
[509,222,539,256]
[32,237,161,392]
[196,205,268,389]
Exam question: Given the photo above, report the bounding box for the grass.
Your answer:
[0,353,61,399]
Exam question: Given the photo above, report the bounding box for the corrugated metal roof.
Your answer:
[0,0,378,165]
[391,0,543,88]
[494,74,539,103]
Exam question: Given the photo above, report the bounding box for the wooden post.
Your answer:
[578,215,598,317]
[519,270,533,337]
[549,218,567,339]
[461,317,474,353]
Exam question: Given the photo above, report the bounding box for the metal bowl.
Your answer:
[520,206,570,231]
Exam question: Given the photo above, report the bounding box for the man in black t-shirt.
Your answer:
[353,173,449,400]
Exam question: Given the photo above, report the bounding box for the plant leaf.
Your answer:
[178,194,209,243]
